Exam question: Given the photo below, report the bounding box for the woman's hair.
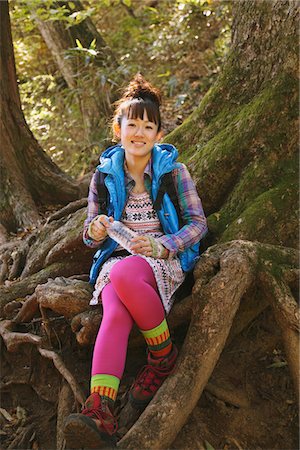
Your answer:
[112,74,162,137]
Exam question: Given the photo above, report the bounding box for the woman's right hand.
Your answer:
[89,215,114,241]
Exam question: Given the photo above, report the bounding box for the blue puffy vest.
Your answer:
[89,143,200,285]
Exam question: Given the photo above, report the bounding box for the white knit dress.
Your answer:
[90,190,185,314]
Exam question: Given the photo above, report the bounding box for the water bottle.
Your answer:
[105,220,138,253]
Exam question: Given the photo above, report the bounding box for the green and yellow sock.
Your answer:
[140,318,172,357]
[91,374,120,403]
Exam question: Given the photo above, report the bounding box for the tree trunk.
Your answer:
[31,0,117,90]
[167,0,298,249]
[0,0,80,235]
[29,0,119,140]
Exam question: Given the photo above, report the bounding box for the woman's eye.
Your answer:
[128,123,135,127]
[146,126,153,129]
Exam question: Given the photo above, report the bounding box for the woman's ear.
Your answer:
[157,130,164,142]
[113,122,120,139]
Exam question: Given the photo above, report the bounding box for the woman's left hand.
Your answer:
[130,235,169,259]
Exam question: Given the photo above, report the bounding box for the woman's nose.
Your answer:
[134,126,144,136]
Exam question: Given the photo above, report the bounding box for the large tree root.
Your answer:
[0,206,93,301]
[118,245,254,449]
[0,262,86,315]
[118,241,298,449]
[259,271,299,399]
[0,240,298,449]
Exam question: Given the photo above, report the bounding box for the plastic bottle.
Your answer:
[105,220,138,253]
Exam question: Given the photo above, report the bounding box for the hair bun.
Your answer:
[122,73,162,106]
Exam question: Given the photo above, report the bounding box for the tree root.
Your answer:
[0,251,10,283]
[118,240,298,449]
[21,207,89,279]
[0,320,42,351]
[0,320,85,407]
[205,381,250,409]
[35,277,93,319]
[0,234,36,284]
[7,423,35,450]
[14,294,38,323]
[259,271,299,399]
[38,348,85,406]
[71,308,102,345]
[46,198,87,224]
[56,382,75,450]
[0,261,84,315]
[118,245,254,449]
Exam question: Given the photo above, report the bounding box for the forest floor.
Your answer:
[1,306,298,450]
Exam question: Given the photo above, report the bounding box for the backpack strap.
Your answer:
[153,171,184,228]
[95,169,108,215]
[95,168,183,227]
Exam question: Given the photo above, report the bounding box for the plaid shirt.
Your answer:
[83,159,208,256]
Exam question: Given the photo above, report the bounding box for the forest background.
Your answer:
[0,1,299,450]
[11,0,232,179]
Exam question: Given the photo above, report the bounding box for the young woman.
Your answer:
[64,74,208,448]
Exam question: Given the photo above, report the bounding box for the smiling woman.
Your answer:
[63,73,207,449]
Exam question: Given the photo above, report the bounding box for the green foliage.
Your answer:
[11,0,232,177]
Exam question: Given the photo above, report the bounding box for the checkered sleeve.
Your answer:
[83,172,106,248]
[158,163,208,256]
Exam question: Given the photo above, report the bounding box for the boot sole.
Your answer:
[64,414,116,449]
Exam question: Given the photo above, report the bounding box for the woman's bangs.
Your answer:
[124,99,159,126]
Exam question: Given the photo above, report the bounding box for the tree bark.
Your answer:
[167,0,299,249]
[0,0,80,235]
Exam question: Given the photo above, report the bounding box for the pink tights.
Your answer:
[91,256,165,379]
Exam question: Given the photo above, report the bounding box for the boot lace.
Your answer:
[133,364,173,394]
[82,403,118,435]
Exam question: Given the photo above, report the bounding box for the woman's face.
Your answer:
[116,110,162,161]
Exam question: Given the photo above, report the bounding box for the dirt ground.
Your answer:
[0,308,298,450]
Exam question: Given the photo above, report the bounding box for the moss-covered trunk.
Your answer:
[0,0,80,237]
[167,0,298,249]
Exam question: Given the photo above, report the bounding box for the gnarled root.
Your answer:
[118,245,254,449]
[71,308,102,345]
[118,240,298,449]
[35,277,93,319]
[259,271,299,399]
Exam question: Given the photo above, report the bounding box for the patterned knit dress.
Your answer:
[90,190,185,314]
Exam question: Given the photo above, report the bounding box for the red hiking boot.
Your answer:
[129,344,178,408]
[63,393,117,449]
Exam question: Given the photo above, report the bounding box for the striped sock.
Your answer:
[91,374,120,403]
[140,318,172,357]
